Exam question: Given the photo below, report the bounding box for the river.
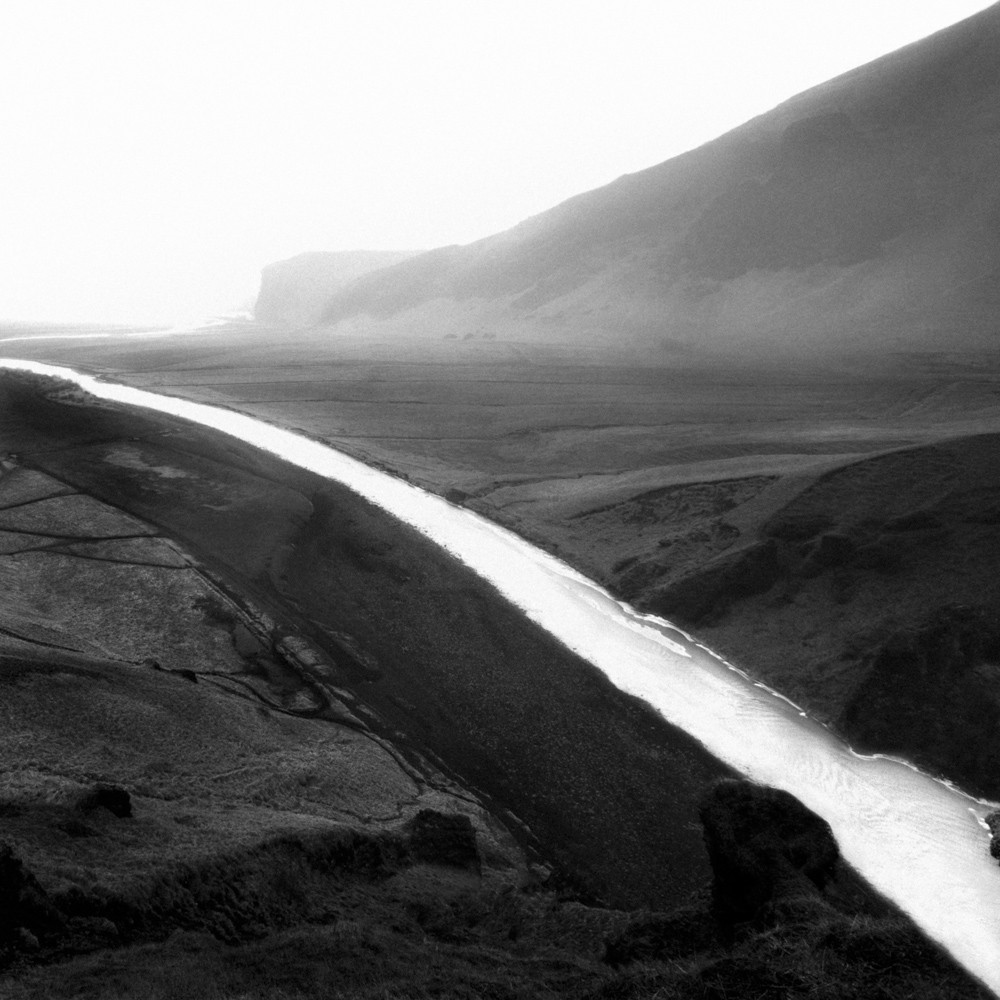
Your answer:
[1,357,998,994]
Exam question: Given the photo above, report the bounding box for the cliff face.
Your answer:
[254,250,417,327]
[299,3,1000,357]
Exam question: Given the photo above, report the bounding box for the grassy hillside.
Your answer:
[0,370,735,911]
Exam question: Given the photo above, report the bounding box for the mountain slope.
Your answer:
[306,2,1000,355]
[255,250,417,327]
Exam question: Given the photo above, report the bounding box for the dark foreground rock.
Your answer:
[405,810,479,870]
[76,784,132,819]
[602,781,983,999]
[699,779,839,938]
[986,811,1000,862]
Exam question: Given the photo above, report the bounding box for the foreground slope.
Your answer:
[0,370,733,910]
[301,2,1000,356]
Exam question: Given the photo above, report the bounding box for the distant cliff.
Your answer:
[254,250,417,327]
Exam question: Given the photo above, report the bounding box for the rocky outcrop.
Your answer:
[255,251,416,327]
[76,783,132,819]
[699,780,839,940]
[985,811,1000,862]
[605,780,842,965]
[405,810,479,870]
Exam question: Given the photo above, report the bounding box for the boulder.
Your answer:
[699,780,838,939]
[77,783,132,819]
[405,810,479,870]
[986,811,1000,861]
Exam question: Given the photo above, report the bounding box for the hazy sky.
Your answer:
[0,1,994,325]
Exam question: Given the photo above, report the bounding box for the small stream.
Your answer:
[2,357,998,995]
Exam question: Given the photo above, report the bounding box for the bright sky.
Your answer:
[0,0,993,324]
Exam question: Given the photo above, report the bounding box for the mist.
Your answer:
[0,0,992,324]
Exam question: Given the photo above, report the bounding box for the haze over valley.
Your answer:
[3,3,1000,998]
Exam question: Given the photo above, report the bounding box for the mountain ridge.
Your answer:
[254,249,418,327]
[258,2,1000,356]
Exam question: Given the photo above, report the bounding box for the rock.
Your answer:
[405,810,479,870]
[77,783,133,819]
[985,811,1000,861]
[699,780,839,940]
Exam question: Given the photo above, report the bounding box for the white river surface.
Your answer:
[2,357,998,994]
